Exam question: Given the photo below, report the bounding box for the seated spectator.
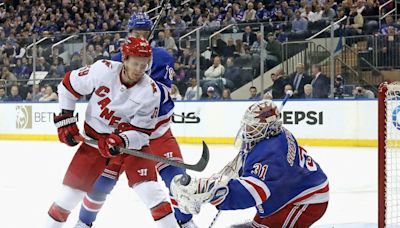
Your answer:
[354,86,375,98]
[266,33,282,67]
[222,12,237,28]
[184,77,203,100]
[321,3,336,20]
[39,85,58,102]
[233,3,245,22]
[222,88,232,100]
[284,84,294,96]
[0,87,6,101]
[164,29,178,52]
[362,0,379,17]
[26,84,43,102]
[250,32,268,55]
[37,57,50,71]
[170,84,182,101]
[4,85,22,102]
[171,13,187,39]
[224,57,241,88]
[301,5,316,22]
[304,84,313,99]
[234,39,246,56]
[380,15,400,34]
[311,64,330,98]
[224,38,236,58]
[256,2,268,20]
[346,7,364,35]
[242,26,257,46]
[204,56,225,80]
[211,34,227,57]
[151,31,166,48]
[205,12,221,32]
[205,86,219,100]
[249,86,260,100]
[243,2,256,22]
[1,67,17,85]
[292,10,308,34]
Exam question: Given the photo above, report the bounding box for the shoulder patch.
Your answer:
[102,59,112,68]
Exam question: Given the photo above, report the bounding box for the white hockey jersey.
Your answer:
[57,59,161,150]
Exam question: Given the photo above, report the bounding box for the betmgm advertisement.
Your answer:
[0,100,377,146]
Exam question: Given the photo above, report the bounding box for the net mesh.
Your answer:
[384,82,400,226]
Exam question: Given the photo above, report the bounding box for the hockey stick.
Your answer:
[82,139,209,172]
[147,0,170,41]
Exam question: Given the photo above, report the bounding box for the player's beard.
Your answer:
[123,65,142,84]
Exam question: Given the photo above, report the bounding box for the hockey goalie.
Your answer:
[171,99,329,227]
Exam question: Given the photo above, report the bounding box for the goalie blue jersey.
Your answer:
[216,127,329,217]
[111,47,175,124]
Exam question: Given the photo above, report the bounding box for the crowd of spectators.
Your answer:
[0,0,391,102]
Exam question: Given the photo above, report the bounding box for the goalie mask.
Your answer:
[236,99,282,151]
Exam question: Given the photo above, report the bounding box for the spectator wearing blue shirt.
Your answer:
[4,85,22,102]
[249,86,261,100]
[292,10,308,34]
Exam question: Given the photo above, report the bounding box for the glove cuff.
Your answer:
[54,114,78,128]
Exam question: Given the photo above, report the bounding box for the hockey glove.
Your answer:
[98,134,125,158]
[54,111,82,146]
[170,174,229,214]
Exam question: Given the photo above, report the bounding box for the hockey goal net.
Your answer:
[379,82,400,227]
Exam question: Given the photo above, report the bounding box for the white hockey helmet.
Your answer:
[238,99,282,146]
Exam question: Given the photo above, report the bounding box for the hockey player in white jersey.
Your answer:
[44,37,178,228]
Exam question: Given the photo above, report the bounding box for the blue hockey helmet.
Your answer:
[128,12,153,31]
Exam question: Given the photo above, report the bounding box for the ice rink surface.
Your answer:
[0,141,378,228]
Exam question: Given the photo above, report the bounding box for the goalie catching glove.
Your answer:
[170,174,229,214]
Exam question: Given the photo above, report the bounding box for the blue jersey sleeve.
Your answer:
[150,47,174,89]
[111,52,122,62]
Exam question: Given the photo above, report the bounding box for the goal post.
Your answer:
[378,82,400,227]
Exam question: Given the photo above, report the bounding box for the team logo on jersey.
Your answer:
[15,105,32,129]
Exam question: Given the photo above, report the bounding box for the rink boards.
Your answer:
[0,99,377,147]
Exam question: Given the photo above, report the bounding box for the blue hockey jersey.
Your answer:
[215,127,329,217]
[111,47,175,138]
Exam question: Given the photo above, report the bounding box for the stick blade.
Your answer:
[187,140,210,172]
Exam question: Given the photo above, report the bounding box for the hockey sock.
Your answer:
[45,185,85,228]
[79,175,117,225]
[159,165,193,224]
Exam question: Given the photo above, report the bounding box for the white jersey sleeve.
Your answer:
[57,60,110,111]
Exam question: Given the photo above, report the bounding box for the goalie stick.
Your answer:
[82,139,209,172]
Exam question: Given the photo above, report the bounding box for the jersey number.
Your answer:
[299,147,317,172]
[251,163,268,181]
[78,66,90,77]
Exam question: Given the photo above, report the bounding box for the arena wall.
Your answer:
[0,100,377,147]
